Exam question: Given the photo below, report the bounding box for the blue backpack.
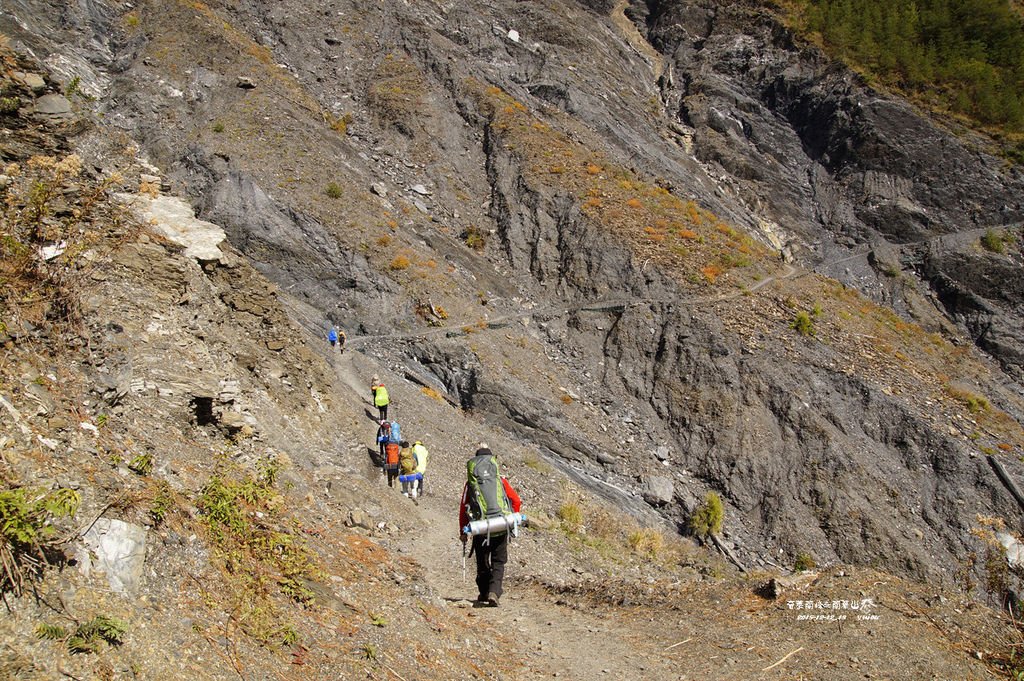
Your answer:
[388,421,402,443]
[328,328,338,343]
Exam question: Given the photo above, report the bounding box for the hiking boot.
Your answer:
[486,592,499,607]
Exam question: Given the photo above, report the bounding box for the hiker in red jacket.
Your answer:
[459,446,522,607]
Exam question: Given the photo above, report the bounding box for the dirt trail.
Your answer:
[342,262,799,350]
[318,348,678,679]
[314,301,1008,681]
[389,490,673,680]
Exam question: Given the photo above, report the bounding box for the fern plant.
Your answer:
[37,615,127,654]
[0,487,80,595]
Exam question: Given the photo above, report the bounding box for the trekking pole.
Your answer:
[462,538,467,584]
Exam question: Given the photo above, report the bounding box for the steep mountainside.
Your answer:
[5,0,1024,585]
[2,0,1024,678]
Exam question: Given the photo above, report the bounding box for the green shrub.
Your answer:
[689,491,724,539]
[881,264,901,278]
[64,76,81,100]
[212,121,225,133]
[0,487,80,595]
[325,182,343,199]
[0,96,19,115]
[944,384,990,414]
[980,229,1006,253]
[794,552,816,572]
[557,502,584,532]
[149,481,174,525]
[523,453,552,474]
[791,310,815,336]
[195,458,320,647]
[463,225,487,251]
[627,527,664,557]
[128,453,153,476]
[328,112,353,135]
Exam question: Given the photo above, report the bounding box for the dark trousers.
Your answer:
[473,532,508,599]
[377,404,388,421]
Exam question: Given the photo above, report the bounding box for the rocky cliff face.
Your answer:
[640,0,1024,379]
[3,0,1024,592]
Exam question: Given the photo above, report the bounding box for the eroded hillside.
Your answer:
[2,0,1024,678]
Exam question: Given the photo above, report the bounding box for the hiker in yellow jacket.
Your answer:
[411,440,429,498]
[370,375,389,421]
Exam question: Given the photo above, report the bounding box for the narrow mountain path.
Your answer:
[386,484,677,680]
[309,264,1010,681]
[293,212,1017,354]
[319,347,681,680]
[342,262,799,350]
[338,215,1018,351]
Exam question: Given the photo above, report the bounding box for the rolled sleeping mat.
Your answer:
[462,512,528,537]
[399,473,423,483]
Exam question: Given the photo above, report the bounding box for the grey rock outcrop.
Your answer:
[33,93,72,118]
[641,0,1024,377]
[120,193,226,263]
[77,519,147,594]
[643,475,674,506]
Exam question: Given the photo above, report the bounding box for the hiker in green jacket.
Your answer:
[459,446,522,607]
[370,375,389,421]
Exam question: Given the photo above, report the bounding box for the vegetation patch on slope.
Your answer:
[469,80,781,289]
[779,0,1024,161]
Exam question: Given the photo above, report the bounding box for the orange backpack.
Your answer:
[385,442,401,469]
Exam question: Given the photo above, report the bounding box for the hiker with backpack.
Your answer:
[458,446,522,607]
[411,440,429,497]
[377,420,401,487]
[370,375,389,421]
[399,440,418,497]
[375,420,391,462]
[327,326,339,349]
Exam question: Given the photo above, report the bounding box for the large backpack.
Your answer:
[466,454,511,521]
[388,421,402,444]
[384,442,400,469]
[399,447,416,474]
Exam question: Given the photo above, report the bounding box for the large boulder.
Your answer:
[76,518,148,594]
[643,475,675,506]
